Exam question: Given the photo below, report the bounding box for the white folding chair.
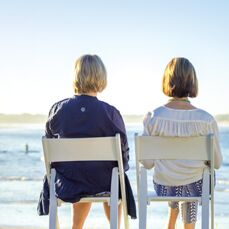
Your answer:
[42,133,129,229]
[135,134,214,229]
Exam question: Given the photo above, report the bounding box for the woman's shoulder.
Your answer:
[98,100,126,129]
[144,106,216,123]
[98,99,121,114]
[189,108,215,122]
[145,106,172,118]
[48,97,72,118]
[143,106,163,125]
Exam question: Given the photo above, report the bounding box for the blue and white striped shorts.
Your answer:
[153,179,203,224]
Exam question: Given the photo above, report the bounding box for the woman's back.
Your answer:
[46,94,129,201]
[143,106,222,186]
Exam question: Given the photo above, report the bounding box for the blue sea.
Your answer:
[0,123,228,228]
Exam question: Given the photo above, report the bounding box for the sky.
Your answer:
[0,0,229,115]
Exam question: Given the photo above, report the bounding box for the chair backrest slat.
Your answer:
[135,135,212,161]
[42,136,119,163]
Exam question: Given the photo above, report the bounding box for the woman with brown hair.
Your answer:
[142,57,222,229]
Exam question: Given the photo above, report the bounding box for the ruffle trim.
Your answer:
[145,117,215,137]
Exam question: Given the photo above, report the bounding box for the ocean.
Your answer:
[0,123,228,228]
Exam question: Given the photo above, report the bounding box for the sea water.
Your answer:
[0,123,228,228]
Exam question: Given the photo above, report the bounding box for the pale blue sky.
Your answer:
[0,0,229,115]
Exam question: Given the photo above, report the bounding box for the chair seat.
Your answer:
[80,197,122,204]
[58,197,122,204]
[148,191,202,202]
[80,196,109,202]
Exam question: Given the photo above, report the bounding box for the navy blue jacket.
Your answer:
[38,95,136,218]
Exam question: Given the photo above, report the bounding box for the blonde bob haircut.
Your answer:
[162,57,198,98]
[74,54,107,94]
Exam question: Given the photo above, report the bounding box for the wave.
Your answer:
[216,188,229,193]
[222,162,229,167]
[217,179,229,185]
[0,176,42,181]
[0,150,8,154]
[0,150,40,154]
[0,200,37,204]
[1,176,228,183]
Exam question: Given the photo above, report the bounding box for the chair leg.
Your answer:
[110,167,119,229]
[56,215,60,229]
[139,167,147,229]
[202,168,210,229]
[210,170,215,229]
[49,169,58,229]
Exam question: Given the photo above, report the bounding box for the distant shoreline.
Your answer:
[0,113,228,124]
[0,113,144,124]
[0,114,47,124]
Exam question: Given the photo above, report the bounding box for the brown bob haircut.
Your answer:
[162,57,198,98]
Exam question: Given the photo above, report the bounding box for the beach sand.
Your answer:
[0,227,102,229]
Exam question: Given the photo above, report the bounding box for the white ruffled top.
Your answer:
[142,106,223,186]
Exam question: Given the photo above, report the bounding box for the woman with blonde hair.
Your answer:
[39,54,135,229]
[142,57,222,229]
